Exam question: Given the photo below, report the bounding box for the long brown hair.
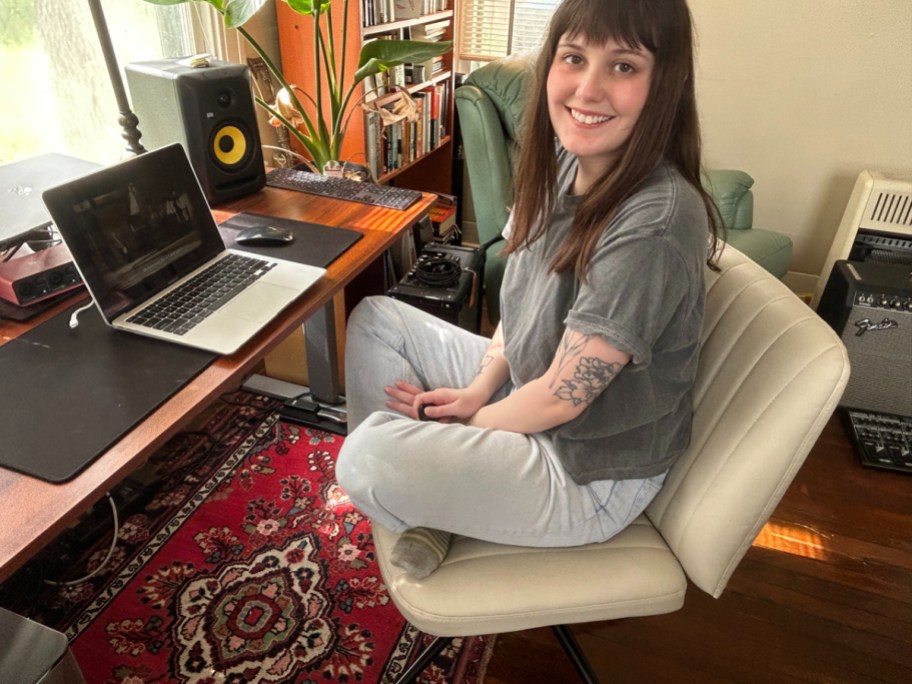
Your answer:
[506,0,722,276]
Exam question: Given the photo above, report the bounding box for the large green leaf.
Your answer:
[141,0,270,28]
[354,39,452,83]
[223,0,270,27]
[285,0,332,15]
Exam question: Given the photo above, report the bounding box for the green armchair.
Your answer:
[701,169,793,278]
[455,56,535,324]
[455,57,794,325]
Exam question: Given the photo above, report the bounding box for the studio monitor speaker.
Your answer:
[125,58,266,205]
[817,260,912,417]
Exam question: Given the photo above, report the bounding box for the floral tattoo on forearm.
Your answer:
[551,331,622,406]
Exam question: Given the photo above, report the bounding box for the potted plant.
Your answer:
[143,0,451,174]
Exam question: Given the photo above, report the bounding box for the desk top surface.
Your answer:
[0,185,434,581]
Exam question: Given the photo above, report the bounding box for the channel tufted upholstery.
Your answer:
[371,246,849,680]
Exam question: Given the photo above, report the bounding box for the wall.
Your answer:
[690,0,912,278]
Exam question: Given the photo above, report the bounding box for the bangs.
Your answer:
[553,0,659,55]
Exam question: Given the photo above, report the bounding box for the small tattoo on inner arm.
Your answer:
[476,354,494,376]
[554,357,622,406]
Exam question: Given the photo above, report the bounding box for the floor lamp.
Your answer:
[86,0,147,156]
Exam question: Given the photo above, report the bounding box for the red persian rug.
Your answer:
[0,391,493,683]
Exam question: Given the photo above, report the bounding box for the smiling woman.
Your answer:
[547,36,655,194]
[0,0,192,164]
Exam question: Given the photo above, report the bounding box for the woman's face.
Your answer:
[547,33,655,191]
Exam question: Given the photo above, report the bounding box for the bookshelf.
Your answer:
[276,1,458,195]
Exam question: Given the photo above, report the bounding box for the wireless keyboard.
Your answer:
[266,167,422,210]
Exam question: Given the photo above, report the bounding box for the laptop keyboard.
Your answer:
[126,253,276,336]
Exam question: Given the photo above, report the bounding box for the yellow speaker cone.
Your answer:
[212,125,247,167]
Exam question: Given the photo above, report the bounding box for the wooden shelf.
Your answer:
[365,71,452,106]
[362,10,454,38]
[277,2,459,196]
[378,135,453,184]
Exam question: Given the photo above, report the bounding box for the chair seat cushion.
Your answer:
[373,517,687,637]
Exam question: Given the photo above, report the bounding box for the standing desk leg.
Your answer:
[304,300,343,405]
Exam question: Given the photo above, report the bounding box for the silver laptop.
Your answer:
[42,143,325,355]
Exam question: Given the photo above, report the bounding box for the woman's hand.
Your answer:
[384,380,426,420]
[383,324,510,423]
[383,381,487,423]
[414,386,488,422]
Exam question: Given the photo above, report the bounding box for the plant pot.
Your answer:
[319,160,373,182]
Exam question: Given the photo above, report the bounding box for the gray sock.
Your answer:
[389,527,453,578]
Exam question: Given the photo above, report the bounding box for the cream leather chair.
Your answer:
[371,246,851,683]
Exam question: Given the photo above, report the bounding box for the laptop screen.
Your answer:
[43,144,224,323]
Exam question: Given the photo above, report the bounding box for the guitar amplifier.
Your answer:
[817,260,912,416]
[388,244,484,334]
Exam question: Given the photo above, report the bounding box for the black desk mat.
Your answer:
[0,216,362,482]
[218,212,363,265]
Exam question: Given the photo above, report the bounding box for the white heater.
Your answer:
[811,170,912,309]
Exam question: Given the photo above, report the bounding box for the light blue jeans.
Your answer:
[335,296,665,547]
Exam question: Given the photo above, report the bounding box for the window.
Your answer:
[458,0,558,68]
[0,0,227,166]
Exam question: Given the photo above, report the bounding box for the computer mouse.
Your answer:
[235,225,295,246]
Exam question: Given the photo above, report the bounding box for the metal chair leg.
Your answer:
[552,624,602,684]
[392,635,454,683]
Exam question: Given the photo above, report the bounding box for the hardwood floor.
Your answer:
[482,414,912,683]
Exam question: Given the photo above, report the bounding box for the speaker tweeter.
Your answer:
[125,58,266,204]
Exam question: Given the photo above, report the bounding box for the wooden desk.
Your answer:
[0,185,433,582]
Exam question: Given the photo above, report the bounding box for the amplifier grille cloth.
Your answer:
[839,306,912,416]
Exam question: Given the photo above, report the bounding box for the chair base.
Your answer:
[388,626,601,684]
[552,624,601,684]
[394,635,453,683]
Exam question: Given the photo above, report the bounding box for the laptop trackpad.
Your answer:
[219,282,298,321]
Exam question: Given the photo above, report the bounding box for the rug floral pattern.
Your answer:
[0,391,491,683]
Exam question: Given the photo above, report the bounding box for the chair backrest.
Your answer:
[701,169,755,231]
[454,55,535,247]
[646,246,850,598]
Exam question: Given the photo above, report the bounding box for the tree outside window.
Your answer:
[0,0,191,165]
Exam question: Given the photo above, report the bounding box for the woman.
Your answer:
[336,0,721,578]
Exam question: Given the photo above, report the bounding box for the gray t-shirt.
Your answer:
[500,151,707,483]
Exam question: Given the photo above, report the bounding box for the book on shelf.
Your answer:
[362,0,402,27]
[405,63,425,84]
[409,19,450,40]
[362,82,450,178]
[429,84,441,148]
[406,58,447,82]
[364,109,383,181]
[415,204,458,247]
[428,201,456,237]
[364,0,450,26]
